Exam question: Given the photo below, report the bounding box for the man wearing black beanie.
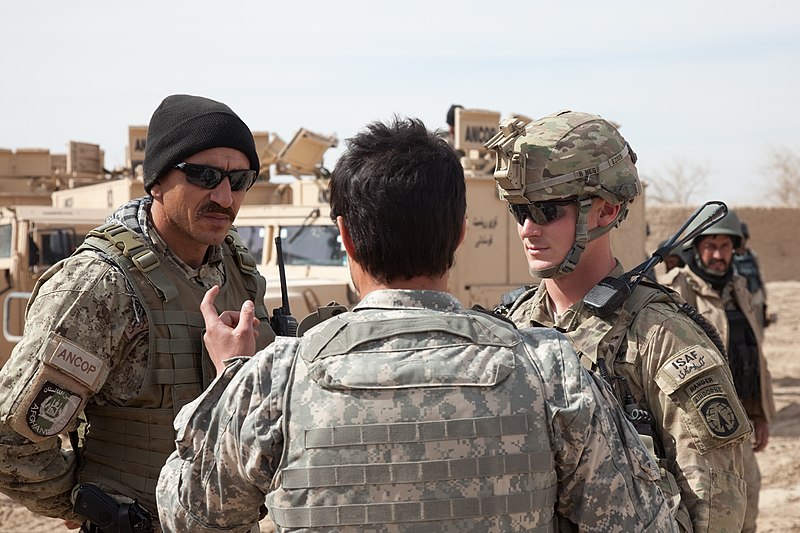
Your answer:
[0,94,275,532]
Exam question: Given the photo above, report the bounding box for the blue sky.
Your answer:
[2,0,798,206]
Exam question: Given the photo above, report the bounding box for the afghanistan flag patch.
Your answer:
[26,381,82,437]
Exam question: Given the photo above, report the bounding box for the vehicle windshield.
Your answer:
[0,224,10,258]
[28,229,80,267]
[236,225,346,267]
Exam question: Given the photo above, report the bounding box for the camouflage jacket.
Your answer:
[156,289,677,533]
[661,266,776,424]
[506,263,751,533]
[0,197,263,525]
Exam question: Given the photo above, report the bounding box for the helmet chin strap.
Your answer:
[530,197,630,280]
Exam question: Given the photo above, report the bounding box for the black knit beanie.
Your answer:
[142,94,259,193]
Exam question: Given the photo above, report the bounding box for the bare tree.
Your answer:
[761,147,800,207]
[645,159,710,205]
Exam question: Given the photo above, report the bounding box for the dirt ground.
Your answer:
[2,281,799,532]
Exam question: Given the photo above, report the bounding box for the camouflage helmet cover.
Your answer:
[489,110,642,205]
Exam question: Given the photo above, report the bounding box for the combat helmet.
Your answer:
[689,209,743,278]
[693,209,743,249]
[484,110,641,278]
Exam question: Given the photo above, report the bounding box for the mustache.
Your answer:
[196,202,235,221]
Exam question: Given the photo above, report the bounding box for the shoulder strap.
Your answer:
[568,281,671,365]
[604,281,673,357]
[80,221,178,303]
[495,285,536,317]
[224,227,268,318]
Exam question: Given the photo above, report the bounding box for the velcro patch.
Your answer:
[25,380,82,437]
[698,396,741,438]
[685,375,742,438]
[655,345,721,395]
[42,335,108,391]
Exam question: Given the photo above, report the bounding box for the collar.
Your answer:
[354,290,463,313]
[530,260,626,330]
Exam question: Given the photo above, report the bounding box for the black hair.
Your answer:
[446,104,463,128]
[330,117,466,284]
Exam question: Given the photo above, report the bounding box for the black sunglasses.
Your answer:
[173,162,258,191]
[508,199,576,226]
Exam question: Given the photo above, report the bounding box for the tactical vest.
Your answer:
[725,308,761,402]
[504,282,693,532]
[265,310,558,532]
[68,221,273,512]
[733,252,763,295]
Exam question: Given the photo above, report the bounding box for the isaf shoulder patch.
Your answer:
[655,344,751,452]
[655,344,721,395]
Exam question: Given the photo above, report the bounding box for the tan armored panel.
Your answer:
[454,108,501,153]
[13,149,50,177]
[67,141,103,176]
[50,154,67,175]
[51,178,145,209]
[127,125,148,170]
[253,131,286,173]
[0,149,12,176]
[0,206,111,366]
[276,128,338,178]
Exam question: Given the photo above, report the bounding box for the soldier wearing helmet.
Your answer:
[662,210,776,533]
[488,110,751,532]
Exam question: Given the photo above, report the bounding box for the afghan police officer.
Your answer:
[734,221,772,328]
[486,110,751,532]
[661,210,775,533]
[156,117,677,532]
[0,94,275,531]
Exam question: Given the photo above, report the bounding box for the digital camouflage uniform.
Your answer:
[505,266,751,532]
[662,265,776,533]
[156,289,677,533]
[0,197,274,528]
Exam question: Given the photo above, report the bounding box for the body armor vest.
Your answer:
[69,221,273,512]
[733,252,763,295]
[265,309,558,532]
[503,282,693,531]
[725,308,761,402]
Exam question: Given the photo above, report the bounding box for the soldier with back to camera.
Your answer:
[661,210,775,533]
[0,94,275,532]
[487,110,751,532]
[156,117,677,533]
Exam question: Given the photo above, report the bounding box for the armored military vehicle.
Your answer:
[1,114,647,364]
[232,109,647,320]
[0,141,117,364]
[0,206,110,365]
